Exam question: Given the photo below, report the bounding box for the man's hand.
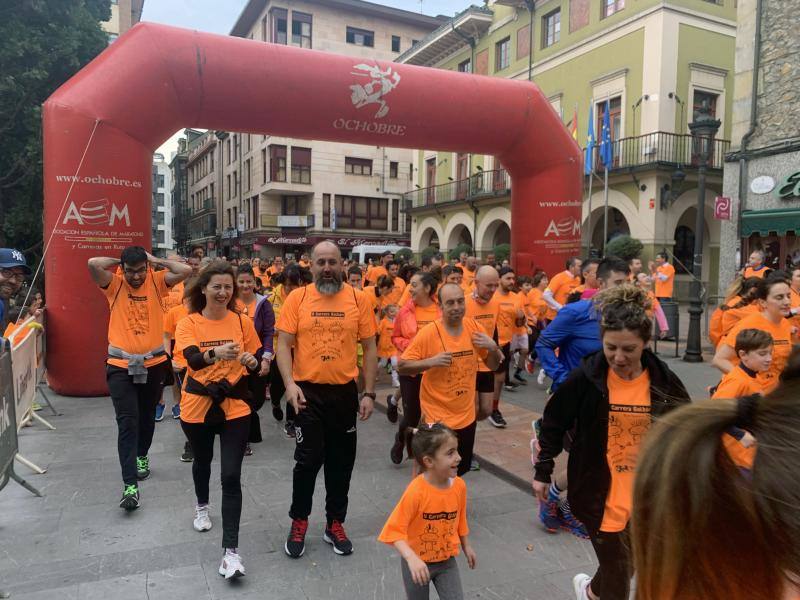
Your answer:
[215,342,240,361]
[285,382,307,413]
[532,480,549,502]
[427,352,452,368]
[471,332,497,351]
[359,395,374,421]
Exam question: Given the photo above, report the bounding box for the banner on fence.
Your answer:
[10,316,42,430]
[0,340,18,479]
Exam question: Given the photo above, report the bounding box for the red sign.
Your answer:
[714,196,731,220]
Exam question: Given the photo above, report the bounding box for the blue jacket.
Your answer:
[535,299,602,390]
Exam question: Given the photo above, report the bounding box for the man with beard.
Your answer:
[88,246,192,510]
[365,250,393,286]
[0,248,31,331]
[461,256,479,290]
[277,241,377,558]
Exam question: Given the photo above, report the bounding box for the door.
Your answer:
[426,158,436,205]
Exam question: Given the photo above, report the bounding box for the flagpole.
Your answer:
[602,165,609,255]
[586,165,594,255]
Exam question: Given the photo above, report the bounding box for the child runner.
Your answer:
[378,423,476,600]
[378,303,402,422]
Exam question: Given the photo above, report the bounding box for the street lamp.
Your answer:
[683,101,721,363]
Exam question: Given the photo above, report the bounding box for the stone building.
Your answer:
[151,153,173,257]
[101,0,145,43]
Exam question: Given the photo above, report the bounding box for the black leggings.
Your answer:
[396,374,422,445]
[181,415,250,548]
[247,374,267,443]
[268,359,296,423]
[454,421,477,477]
[589,528,632,600]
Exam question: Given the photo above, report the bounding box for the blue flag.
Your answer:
[599,99,613,168]
[584,101,595,175]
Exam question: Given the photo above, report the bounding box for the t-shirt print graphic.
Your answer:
[127,294,150,336]
[607,404,651,474]
[418,512,459,562]
[445,350,475,399]
[309,312,348,363]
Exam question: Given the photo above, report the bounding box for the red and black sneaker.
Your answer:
[323,520,353,555]
[284,518,308,558]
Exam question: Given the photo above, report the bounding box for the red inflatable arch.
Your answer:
[43,23,581,395]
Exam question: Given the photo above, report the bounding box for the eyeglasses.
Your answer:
[0,268,26,283]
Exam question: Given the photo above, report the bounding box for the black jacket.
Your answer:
[533,348,690,535]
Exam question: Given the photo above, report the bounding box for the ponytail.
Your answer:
[405,423,458,472]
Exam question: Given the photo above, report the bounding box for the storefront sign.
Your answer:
[714,196,731,220]
[259,235,410,247]
[750,175,775,195]
[776,171,800,200]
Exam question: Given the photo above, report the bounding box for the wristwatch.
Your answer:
[363,392,377,400]
[208,348,216,361]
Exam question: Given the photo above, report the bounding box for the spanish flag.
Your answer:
[570,105,578,141]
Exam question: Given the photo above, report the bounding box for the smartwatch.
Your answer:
[208,348,216,361]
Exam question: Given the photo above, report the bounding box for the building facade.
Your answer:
[170,130,205,255]
[187,0,444,260]
[151,153,173,257]
[399,0,736,298]
[101,0,145,43]
[719,0,800,289]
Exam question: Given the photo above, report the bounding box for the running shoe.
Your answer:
[525,358,535,375]
[560,501,590,539]
[193,504,212,532]
[386,395,398,424]
[272,403,284,422]
[244,443,252,456]
[390,433,404,464]
[218,550,245,579]
[119,484,140,511]
[513,369,527,384]
[503,382,519,392]
[284,421,296,438]
[285,518,309,558]
[323,520,353,555]
[469,458,480,471]
[488,410,507,428]
[572,573,592,600]
[537,369,547,386]
[136,456,150,480]
[171,404,180,419]
[538,485,560,533]
[155,403,165,422]
[180,441,194,463]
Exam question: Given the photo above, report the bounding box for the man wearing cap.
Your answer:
[0,248,31,331]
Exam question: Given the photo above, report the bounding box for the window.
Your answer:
[334,196,388,230]
[244,159,251,192]
[156,211,165,225]
[392,198,399,231]
[323,193,331,228]
[155,230,165,244]
[595,96,622,166]
[227,208,231,228]
[244,133,250,154]
[389,161,398,178]
[692,90,719,120]
[271,8,288,44]
[261,148,267,184]
[233,170,238,196]
[210,152,214,172]
[391,35,401,52]
[270,145,287,182]
[495,37,511,71]
[226,174,231,200]
[226,138,231,164]
[252,196,258,228]
[233,207,238,230]
[282,196,302,216]
[346,26,374,47]
[457,58,471,73]
[155,192,165,207]
[291,147,311,183]
[542,9,560,48]
[155,174,165,188]
[233,134,238,160]
[602,0,624,18]
[292,12,312,48]
[345,157,373,176]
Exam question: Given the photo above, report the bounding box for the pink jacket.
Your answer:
[392,299,441,353]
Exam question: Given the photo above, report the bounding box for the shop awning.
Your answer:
[741,208,800,236]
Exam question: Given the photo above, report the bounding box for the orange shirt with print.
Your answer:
[495,290,521,345]
[465,293,500,372]
[721,302,759,337]
[709,296,741,347]
[712,365,765,469]
[402,318,487,430]
[163,303,189,369]
[601,369,651,533]
[381,278,406,309]
[414,303,440,334]
[654,263,676,298]
[361,285,381,315]
[174,311,260,423]
[378,474,469,563]
[276,284,376,385]
[365,265,388,286]
[377,317,397,358]
[545,271,581,319]
[722,313,797,393]
[527,288,547,323]
[101,269,170,369]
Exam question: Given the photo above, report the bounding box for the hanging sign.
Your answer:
[714,196,731,220]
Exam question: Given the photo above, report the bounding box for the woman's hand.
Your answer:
[239,352,258,370]
[215,342,240,361]
[258,356,271,376]
[405,554,430,585]
[463,544,477,569]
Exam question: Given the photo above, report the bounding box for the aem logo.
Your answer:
[62,199,130,227]
[544,218,581,237]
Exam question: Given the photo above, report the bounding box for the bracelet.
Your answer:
[363,392,376,400]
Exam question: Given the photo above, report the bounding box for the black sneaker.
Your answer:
[284,421,296,438]
[386,395,398,424]
[285,518,308,558]
[323,520,353,555]
[488,410,507,428]
[244,443,253,456]
[136,456,150,480]
[119,484,140,511]
[180,441,194,463]
[390,433,404,464]
[272,403,284,422]
[513,369,528,384]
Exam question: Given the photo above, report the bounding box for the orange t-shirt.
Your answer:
[744,265,768,279]
[174,311,260,423]
[791,287,800,329]
[276,284,376,384]
[712,365,765,469]
[166,281,185,309]
[461,268,476,290]
[101,269,170,369]
[378,474,469,564]
[381,278,406,308]
[721,302,759,337]
[163,303,189,369]
[709,296,742,347]
[654,263,676,298]
[496,290,521,345]
[723,312,796,393]
[402,319,487,430]
[235,295,262,318]
[298,260,310,269]
[365,265,388,285]
[527,288,547,323]
[377,317,397,358]
[601,368,651,533]
[465,293,500,372]
[414,303,440,334]
[545,271,581,319]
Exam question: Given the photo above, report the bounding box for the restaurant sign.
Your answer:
[776,171,800,200]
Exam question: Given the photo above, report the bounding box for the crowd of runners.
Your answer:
[1,242,799,599]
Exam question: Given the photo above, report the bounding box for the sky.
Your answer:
[143,0,471,157]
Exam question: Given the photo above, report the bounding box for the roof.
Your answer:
[230,0,447,37]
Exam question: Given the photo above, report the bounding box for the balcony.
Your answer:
[404,169,510,209]
[277,215,314,228]
[585,132,730,173]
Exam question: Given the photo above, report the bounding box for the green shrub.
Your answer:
[448,243,472,261]
[395,247,413,263]
[493,243,511,263]
[604,235,643,261]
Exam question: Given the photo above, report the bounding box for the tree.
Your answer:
[420,246,439,260]
[395,247,413,263]
[604,235,644,261]
[0,0,111,265]
[447,243,472,261]
[493,243,510,263]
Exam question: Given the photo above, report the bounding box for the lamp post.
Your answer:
[683,101,721,363]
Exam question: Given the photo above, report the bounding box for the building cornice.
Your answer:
[589,67,629,87]
[689,61,729,78]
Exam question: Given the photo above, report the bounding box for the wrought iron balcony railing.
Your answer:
[403,169,510,208]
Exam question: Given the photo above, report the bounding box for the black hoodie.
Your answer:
[534,348,690,535]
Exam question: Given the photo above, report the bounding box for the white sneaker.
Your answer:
[572,573,592,600]
[218,550,245,579]
[193,504,212,532]
[537,369,547,386]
